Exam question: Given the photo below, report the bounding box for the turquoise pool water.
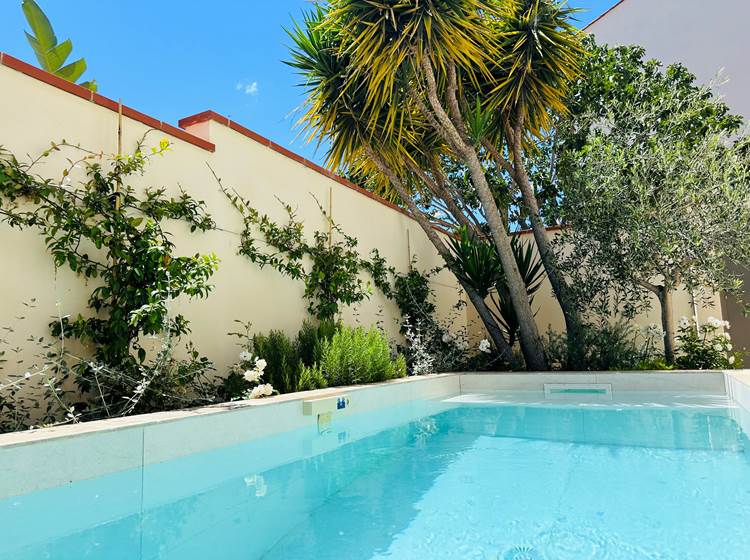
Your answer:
[2,393,750,559]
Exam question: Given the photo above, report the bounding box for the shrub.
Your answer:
[296,319,337,369]
[319,326,406,386]
[675,317,742,370]
[393,262,487,374]
[297,362,328,391]
[546,320,643,371]
[252,331,299,394]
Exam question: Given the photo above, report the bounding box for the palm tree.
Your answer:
[288,1,585,370]
[288,7,521,367]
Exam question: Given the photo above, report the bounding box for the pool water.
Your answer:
[2,394,750,559]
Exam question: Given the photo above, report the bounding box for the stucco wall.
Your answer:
[0,49,729,384]
[0,56,465,379]
[587,0,749,120]
[466,230,725,350]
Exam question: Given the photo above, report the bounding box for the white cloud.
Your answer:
[236,80,259,96]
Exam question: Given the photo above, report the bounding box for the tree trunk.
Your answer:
[505,121,584,346]
[658,286,676,364]
[462,151,548,370]
[368,149,521,369]
[414,56,548,370]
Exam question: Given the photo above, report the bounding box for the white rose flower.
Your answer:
[729,356,736,365]
[239,350,253,363]
[255,358,267,372]
[456,340,469,351]
[441,332,454,343]
[727,344,733,351]
[678,316,691,329]
[723,320,731,330]
[249,383,274,399]
[478,339,492,354]
[243,369,263,383]
[713,344,722,352]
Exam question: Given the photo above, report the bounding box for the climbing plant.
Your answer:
[0,139,219,419]
[218,175,393,322]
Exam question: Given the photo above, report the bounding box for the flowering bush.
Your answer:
[675,317,742,370]
[221,323,276,400]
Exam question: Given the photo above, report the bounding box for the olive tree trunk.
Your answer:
[658,286,676,364]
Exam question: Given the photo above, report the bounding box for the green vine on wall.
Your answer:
[216,170,393,322]
[0,139,219,415]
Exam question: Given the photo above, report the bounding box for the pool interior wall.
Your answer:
[1,371,746,500]
[1,371,750,559]
[2,372,748,499]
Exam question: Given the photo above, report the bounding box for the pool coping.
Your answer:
[0,370,744,449]
[0,373,459,449]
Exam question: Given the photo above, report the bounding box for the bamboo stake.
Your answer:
[115,99,123,210]
[327,186,333,249]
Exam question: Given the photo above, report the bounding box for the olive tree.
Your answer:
[554,41,750,363]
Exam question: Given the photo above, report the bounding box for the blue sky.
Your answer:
[0,1,615,164]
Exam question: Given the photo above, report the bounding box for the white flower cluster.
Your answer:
[249,383,274,399]
[236,352,274,399]
[478,339,492,354]
[239,350,253,363]
[239,350,267,384]
[678,316,692,330]
[442,330,468,351]
[707,316,731,330]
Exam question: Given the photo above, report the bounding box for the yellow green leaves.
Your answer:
[21,0,97,91]
[485,0,585,134]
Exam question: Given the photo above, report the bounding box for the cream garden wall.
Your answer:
[0,51,729,381]
[0,55,467,378]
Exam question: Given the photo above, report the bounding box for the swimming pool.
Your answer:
[2,374,750,559]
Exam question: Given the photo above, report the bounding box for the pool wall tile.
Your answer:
[725,372,750,434]
[458,372,726,394]
[0,427,143,499]
[595,372,725,392]
[459,373,595,392]
[2,371,744,504]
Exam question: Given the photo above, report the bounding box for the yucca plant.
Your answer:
[22,0,97,91]
[448,227,544,346]
[288,0,587,370]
